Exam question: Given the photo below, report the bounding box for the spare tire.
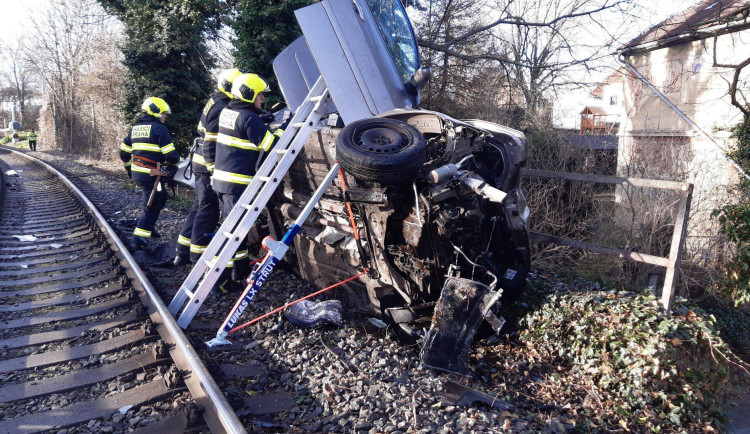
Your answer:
[336,118,426,184]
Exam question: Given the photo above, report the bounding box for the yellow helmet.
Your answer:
[218,68,241,98]
[141,97,171,117]
[232,73,270,103]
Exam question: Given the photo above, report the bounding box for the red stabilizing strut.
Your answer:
[228,269,368,334]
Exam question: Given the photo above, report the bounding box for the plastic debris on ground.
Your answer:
[11,234,37,242]
[283,299,343,328]
[368,317,388,328]
[5,170,19,176]
[49,243,64,249]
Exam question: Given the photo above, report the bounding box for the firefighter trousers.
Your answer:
[134,179,167,239]
[176,173,221,263]
[217,192,251,279]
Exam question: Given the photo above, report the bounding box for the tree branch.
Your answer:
[424,0,630,51]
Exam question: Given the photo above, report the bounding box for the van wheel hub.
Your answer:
[357,128,406,154]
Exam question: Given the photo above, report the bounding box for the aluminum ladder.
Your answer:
[168,76,331,328]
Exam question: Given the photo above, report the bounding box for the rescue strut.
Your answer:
[168,77,331,328]
[206,163,342,347]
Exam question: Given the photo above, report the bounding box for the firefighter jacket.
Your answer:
[213,100,283,195]
[28,132,38,141]
[119,115,179,183]
[194,91,231,174]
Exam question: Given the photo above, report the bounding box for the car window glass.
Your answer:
[365,0,419,84]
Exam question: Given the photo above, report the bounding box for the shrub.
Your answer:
[518,289,736,430]
[711,115,750,306]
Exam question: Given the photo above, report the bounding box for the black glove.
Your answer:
[260,111,275,124]
[163,164,178,179]
[279,113,293,131]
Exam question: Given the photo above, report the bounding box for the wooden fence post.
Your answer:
[660,184,693,315]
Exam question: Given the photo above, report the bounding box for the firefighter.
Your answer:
[119,97,179,250]
[28,130,38,151]
[213,73,285,283]
[174,68,241,266]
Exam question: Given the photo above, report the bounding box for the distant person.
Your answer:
[119,97,179,251]
[174,68,241,267]
[28,130,37,151]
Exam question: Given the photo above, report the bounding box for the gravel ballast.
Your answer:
[22,149,745,433]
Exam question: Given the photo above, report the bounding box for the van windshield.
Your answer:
[365,0,420,84]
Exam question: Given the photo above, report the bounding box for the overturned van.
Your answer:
[270,0,530,375]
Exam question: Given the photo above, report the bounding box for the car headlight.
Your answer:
[515,189,530,227]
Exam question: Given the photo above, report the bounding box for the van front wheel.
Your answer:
[336,118,426,184]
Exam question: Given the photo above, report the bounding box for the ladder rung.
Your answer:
[257,176,271,182]
[184,289,194,299]
[310,95,323,102]
[293,122,305,128]
[242,204,253,210]
[222,231,233,238]
[276,149,288,155]
[203,259,213,267]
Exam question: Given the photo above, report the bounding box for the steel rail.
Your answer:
[2,147,246,434]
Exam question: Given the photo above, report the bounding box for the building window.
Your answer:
[610,96,618,106]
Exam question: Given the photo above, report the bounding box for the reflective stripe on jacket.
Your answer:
[194,92,231,175]
[119,115,178,183]
[213,100,281,195]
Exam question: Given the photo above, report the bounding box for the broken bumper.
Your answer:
[421,277,503,375]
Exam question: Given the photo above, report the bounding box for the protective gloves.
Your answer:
[260,111,276,124]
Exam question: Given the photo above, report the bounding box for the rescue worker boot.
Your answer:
[213,269,241,294]
[132,235,151,251]
[231,256,250,285]
[173,253,190,266]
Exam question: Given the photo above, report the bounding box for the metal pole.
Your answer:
[618,54,750,182]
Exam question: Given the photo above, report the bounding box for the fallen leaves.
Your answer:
[503,419,511,430]
[505,283,736,432]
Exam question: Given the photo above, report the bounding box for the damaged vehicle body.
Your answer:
[269,0,531,375]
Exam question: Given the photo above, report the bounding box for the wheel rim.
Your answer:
[354,126,408,154]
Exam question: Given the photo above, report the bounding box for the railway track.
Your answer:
[0,148,245,434]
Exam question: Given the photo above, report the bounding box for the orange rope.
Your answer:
[338,166,360,240]
[228,269,368,334]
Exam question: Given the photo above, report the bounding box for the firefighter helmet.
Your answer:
[232,73,270,104]
[218,68,241,98]
[141,97,171,117]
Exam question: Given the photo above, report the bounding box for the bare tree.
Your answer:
[412,0,636,126]
[24,0,118,152]
[0,43,36,127]
[711,32,750,117]
[413,0,508,116]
